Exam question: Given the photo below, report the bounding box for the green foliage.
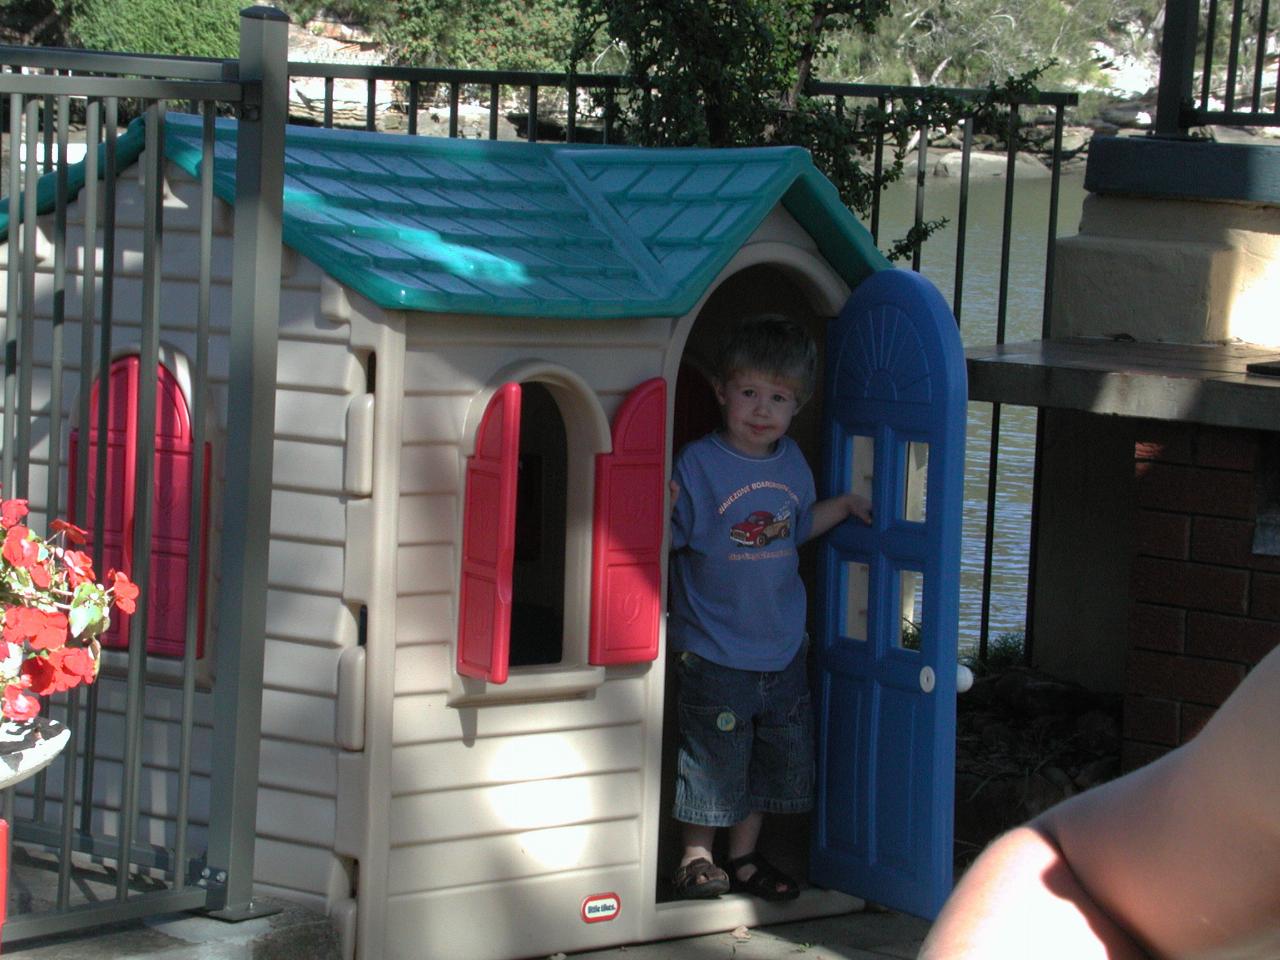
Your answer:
[64,0,243,57]
[385,0,577,70]
[819,0,1165,88]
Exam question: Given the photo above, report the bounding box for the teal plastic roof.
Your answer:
[7,113,890,319]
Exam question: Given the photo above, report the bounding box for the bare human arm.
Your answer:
[807,492,872,542]
[920,644,1280,960]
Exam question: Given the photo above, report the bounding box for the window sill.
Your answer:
[448,663,606,706]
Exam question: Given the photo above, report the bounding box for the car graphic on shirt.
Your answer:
[729,508,791,547]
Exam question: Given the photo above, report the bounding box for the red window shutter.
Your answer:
[457,382,521,684]
[589,377,667,665]
[68,357,208,658]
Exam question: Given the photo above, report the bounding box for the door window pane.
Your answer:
[842,561,870,642]
[902,441,928,524]
[898,568,924,652]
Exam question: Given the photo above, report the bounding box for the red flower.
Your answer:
[29,561,51,590]
[0,499,28,529]
[49,519,88,545]
[2,526,39,569]
[3,606,69,651]
[2,682,40,722]
[110,570,139,615]
[62,550,95,587]
[21,655,60,695]
[22,645,95,695]
[56,644,97,687]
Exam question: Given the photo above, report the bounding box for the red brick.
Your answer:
[1129,557,1249,614]
[1135,510,1190,559]
[1129,603,1186,653]
[1179,703,1217,744]
[1186,612,1280,665]
[1194,428,1258,471]
[1122,695,1179,745]
[1126,649,1247,706]
[1251,573,1280,621]
[1189,516,1280,570]
[1134,462,1255,519]
[1135,424,1194,464]
[1122,740,1170,773]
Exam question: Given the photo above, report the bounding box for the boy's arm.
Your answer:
[806,492,872,542]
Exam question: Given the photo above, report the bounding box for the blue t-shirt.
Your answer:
[669,433,816,671]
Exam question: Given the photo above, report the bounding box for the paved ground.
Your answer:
[563,909,930,960]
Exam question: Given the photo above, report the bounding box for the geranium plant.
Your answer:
[0,493,137,727]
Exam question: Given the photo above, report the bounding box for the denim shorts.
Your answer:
[672,646,815,827]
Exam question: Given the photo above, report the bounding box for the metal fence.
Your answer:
[0,8,285,941]
[1157,0,1279,132]
[287,60,1076,659]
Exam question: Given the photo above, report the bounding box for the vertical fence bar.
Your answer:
[1202,0,1220,110]
[323,76,334,128]
[528,84,539,142]
[174,102,216,893]
[407,81,419,135]
[567,79,577,142]
[1252,0,1270,112]
[1042,106,1066,334]
[951,117,973,324]
[17,98,39,501]
[1225,0,1246,113]
[59,95,101,913]
[1158,0,1203,134]
[911,125,927,272]
[81,96,118,839]
[978,103,1021,661]
[205,6,287,917]
[870,95,886,245]
[449,81,460,137]
[32,94,71,825]
[3,93,19,495]
[365,76,376,131]
[603,86,614,144]
[489,83,500,140]
[116,98,165,903]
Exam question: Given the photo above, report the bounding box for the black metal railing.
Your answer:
[1157,0,1279,133]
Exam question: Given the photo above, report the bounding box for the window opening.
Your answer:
[508,382,566,667]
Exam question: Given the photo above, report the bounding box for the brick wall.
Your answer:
[1125,422,1280,770]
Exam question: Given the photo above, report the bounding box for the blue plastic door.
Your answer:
[809,268,967,919]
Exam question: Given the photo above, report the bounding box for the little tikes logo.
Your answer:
[581,892,621,923]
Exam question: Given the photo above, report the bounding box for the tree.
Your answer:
[63,0,243,57]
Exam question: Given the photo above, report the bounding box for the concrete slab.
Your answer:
[1,896,340,960]
[562,909,930,960]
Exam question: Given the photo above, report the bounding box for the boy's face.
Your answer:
[715,369,801,458]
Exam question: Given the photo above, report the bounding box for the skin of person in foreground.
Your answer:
[919,643,1280,960]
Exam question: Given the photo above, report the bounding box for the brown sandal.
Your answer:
[672,857,730,899]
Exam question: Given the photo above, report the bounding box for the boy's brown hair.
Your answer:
[715,314,818,405]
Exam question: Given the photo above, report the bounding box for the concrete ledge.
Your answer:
[1086,135,1280,205]
[966,338,1280,429]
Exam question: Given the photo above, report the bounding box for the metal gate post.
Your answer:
[205,4,289,919]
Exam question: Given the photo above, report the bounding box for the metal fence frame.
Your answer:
[0,6,285,941]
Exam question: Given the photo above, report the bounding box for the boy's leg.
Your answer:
[727,811,794,895]
[681,822,717,868]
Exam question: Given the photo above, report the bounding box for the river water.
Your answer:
[873,171,1090,655]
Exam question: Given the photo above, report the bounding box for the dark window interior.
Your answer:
[509,382,567,667]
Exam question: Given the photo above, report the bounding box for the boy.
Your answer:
[668,315,872,901]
